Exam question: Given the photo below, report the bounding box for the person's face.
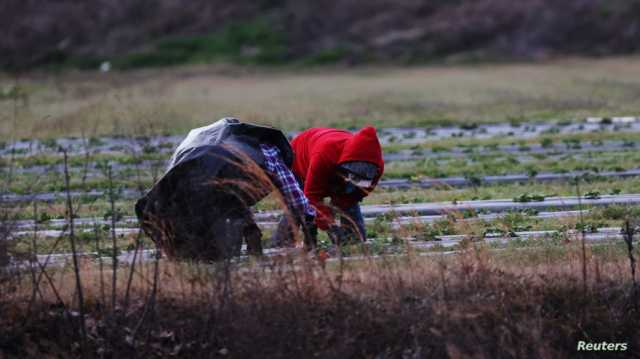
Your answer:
[337,170,371,195]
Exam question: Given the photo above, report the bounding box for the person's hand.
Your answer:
[302,214,318,250]
[326,225,344,244]
[327,224,362,245]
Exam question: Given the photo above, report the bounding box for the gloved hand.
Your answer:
[302,214,318,250]
[327,224,361,245]
[326,225,342,244]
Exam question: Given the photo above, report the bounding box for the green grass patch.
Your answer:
[112,18,288,69]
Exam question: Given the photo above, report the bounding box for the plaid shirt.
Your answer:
[260,144,316,218]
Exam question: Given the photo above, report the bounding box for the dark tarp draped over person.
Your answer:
[135,118,316,260]
[285,126,384,242]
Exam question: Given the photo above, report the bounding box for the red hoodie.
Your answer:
[291,127,384,229]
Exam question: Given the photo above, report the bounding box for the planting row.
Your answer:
[5,141,639,175]
[9,194,637,231]
[2,117,639,158]
[255,194,640,220]
[5,137,640,194]
[377,116,640,144]
[5,226,629,271]
[8,209,590,233]
[4,167,640,204]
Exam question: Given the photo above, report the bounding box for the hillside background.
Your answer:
[4,0,640,71]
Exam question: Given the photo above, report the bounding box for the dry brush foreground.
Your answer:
[0,244,639,358]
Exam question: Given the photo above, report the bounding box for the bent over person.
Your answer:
[136,118,316,261]
[273,126,384,245]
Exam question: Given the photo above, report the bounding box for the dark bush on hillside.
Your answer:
[3,0,640,70]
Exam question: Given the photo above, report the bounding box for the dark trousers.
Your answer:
[343,204,366,240]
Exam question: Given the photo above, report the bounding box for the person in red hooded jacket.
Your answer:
[273,126,384,246]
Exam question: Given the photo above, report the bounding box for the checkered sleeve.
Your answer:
[260,144,316,218]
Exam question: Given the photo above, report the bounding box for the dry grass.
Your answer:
[3,56,640,139]
[1,243,639,358]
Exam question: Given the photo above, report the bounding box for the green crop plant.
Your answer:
[513,193,546,203]
[540,138,554,148]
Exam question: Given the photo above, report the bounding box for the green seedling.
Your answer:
[575,221,601,233]
[485,143,500,151]
[525,166,538,179]
[142,145,157,154]
[562,138,581,149]
[513,193,546,203]
[541,127,560,135]
[11,148,29,155]
[37,212,52,224]
[540,138,554,148]
[584,191,601,200]
[103,208,124,222]
[92,246,121,259]
[88,137,105,147]
[508,117,523,127]
[460,123,479,130]
[402,131,416,139]
[461,209,477,218]
[464,172,483,187]
[517,142,530,152]
[578,173,605,182]
[40,138,57,149]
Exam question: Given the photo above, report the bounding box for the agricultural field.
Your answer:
[1,58,640,357]
[3,56,640,139]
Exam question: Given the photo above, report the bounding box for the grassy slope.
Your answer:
[2,56,640,139]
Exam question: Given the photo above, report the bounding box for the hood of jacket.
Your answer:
[337,126,384,178]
